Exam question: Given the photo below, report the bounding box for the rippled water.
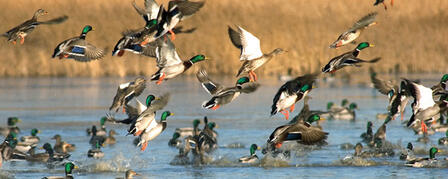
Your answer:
[0,74,447,178]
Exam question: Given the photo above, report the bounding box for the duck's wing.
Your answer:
[370,72,398,95]
[129,77,147,98]
[37,15,68,25]
[67,41,105,62]
[228,26,263,61]
[109,83,129,111]
[135,99,148,114]
[405,79,435,110]
[196,69,224,95]
[155,38,182,68]
[132,0,160,20]
[239,82,260,94]
[349,12,378,31]
[149,93,171,111]
[293,124,328,145]
[168,0,205,18]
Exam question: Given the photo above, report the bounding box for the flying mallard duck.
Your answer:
[2,9,68,45]
[329,13,378,48]
[374,0,394,10]
[109,77,147,113]
[271,73,318,120]
[0,117,21,136]
[20,128,40,145]
[323,42,380,73]
[228,26,284,81]
[267,114,328,149]
[42,162,78,179]
[405,147,441,168]
[137,111,173,151]
[197,69,259,110]
[128,94,170,136]
[150,38,208,84]
[239,144,261,164]
[52,25,105,62]
[405,79,448,133]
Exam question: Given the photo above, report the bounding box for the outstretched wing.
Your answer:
[196,69,224,95]
[168,0,205,18]
[349,12,378,31]
[370,71,398,95]
[155,38,182,68]
[237,26,263,61]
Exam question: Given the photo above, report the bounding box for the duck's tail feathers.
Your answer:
[38,15,69,25]
[366,57,381,63]
[202,99,217,109]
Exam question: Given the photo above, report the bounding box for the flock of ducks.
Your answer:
[1,0,447,178]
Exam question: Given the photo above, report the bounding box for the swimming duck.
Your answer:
[137,111,173,151]
[197,69,259,110]
[89,126,106,146]
[399,142,415,161]
[271,73,318,120]
[353,143,373,158]
[374,0,394,10]
[405,79,447,133]
[2,9,68,45]
[88,141,104,159]
[323,42,380,73]
[267,115,328,150]
[405,147,441,168]
[128,94,170,136]
[52,25,105,62]
[150,38,208,85]
[120,169,140,179]
[151,0,204,42]
[0,134,27,167]
[0,117,21,136]
[41,143,71,167]
[168,132,182,148]
[438,130,448,145]
[360,121,373,143]
[239,144,261,164]
[330,103,358,120]
[109,77,147,113]
[228,26,284,82]
[25,146,50,163]
[15,140,36,154]
[20,128,40,145]
[52,135,75,153]
[42,162,78,179]
[329,13,378,48]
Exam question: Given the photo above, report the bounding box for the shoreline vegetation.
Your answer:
[0,0,446,77]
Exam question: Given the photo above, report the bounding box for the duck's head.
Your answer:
[407,142,413,150]
[146,94,157,107]
[300,84,311,93]
[367,121,373,129]
[7,117,21,126]
[160,111,174,121]
[326,102,334,110]
[34,9,48,18]
[208,122,218,130]
[172,132,180,140]
[356,42,374,51]
[306,114,323,124]
[249,144,260,155]
[441,74,448,85]
[31,128,40,136]
[145,19,158,29]
[64,162,78,175]
[42,143,53,153]
[349,103,358,110]
[341,99,349,106]
[52,134,61,141]
[354,142,363,156]
[236,77,250,87]
[81,25,94,34]
[429,147,439,159]
[189,55,208,63]
[100,117,107,126]
[193,119,201,128]
[126,169,140,178]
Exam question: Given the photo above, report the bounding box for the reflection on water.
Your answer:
[0,74,447,178]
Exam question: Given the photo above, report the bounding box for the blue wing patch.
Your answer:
[71,46,85,54]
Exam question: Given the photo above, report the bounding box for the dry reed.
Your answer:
[0,0,447,77]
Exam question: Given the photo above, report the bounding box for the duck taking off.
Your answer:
[329,13,378,48]
[323,42,380,73]
[109,77,147,113]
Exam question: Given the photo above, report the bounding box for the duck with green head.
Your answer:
[324,42,380,73]
[43,162,78,179]
[197,69,259,110]
[128,94,171,136]
[2,9,68,45]
[400,142,415,161]
[20,128,40,145]
[88,141,104,159]
[150,38,209,85]
[360,121,373,143]
[239,144,261,164]
[329,13,378,48]
[331,102,358,120]
[138,111,173,151]
[52,25,105,62]
[271,73,318,120]
[168,132,182,148]
[406,147,441,168]
[0,117,21,136]
[174,119,201,138]
[228,26,284,82]
[41,143,71,163]
[1,133,27,164]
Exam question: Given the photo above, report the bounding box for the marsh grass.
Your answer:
[0,0,446,77]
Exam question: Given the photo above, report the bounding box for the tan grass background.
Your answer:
[0,0,447,77]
